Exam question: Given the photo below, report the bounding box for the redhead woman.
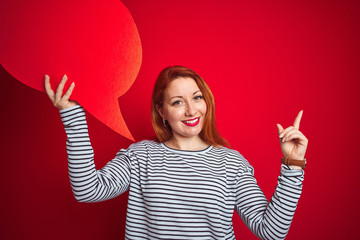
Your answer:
[45,66,308,239]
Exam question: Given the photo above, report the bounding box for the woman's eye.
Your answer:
[172,100,182,106]
[194,95,204,101]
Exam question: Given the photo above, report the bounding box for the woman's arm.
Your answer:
[45,75,132,202]
[235,111,308,239]
[235,163,304,240]
[60,105,131,202]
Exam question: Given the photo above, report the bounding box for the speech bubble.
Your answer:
[0,0,142,141]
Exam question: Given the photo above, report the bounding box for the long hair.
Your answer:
[151,65,230,148]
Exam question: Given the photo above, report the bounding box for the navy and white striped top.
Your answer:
[60,105,304,240]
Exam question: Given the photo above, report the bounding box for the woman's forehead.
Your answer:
[165,77,200,96]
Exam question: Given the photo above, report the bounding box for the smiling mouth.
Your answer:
[182,117,200,127]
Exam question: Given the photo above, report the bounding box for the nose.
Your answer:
[185,102,197,116]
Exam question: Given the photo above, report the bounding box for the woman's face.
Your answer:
[158,77,207,140]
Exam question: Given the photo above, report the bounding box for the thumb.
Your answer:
[276,123,284,135]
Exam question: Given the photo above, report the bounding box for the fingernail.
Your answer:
[279,133,284,138]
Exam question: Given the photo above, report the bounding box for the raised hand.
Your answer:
[44,74,78,110]
[277,110,308,161]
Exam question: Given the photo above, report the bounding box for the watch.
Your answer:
[281,157,306,169]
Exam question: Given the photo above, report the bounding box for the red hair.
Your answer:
[151,66,229,148]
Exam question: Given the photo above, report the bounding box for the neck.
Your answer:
[165,136,209,151]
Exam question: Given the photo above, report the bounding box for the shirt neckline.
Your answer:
[160,142,213,155]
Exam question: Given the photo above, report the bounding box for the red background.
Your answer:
[1,0,360,239]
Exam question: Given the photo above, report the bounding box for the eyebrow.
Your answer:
[168,90,201,102]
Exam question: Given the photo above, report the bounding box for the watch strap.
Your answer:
[281,157,306,169]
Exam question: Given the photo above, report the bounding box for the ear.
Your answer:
[156,104,165,119]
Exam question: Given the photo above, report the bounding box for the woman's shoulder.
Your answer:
[212,146,253,170]
[212,146,245,159]
[116,140,161,159]
[127,139,162,152]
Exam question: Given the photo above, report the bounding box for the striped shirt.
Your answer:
[60,105,304,240]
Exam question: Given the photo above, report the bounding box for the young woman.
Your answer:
[45,66,308,239]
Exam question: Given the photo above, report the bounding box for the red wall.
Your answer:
[1,0,360,239]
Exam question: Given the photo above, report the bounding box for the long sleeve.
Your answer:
[235,163,304,240]
[60,105,133,202]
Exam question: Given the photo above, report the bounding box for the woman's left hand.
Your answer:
[277,110,308,161]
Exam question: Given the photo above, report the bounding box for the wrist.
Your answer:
[289,165,303,170]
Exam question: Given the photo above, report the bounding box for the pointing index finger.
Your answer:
[293,110,303,129]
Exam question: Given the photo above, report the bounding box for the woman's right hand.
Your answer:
[45,74,79,110]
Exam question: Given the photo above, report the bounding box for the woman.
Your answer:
[45,66,307,239]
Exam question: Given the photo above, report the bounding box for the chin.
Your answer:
[184,128,203,138]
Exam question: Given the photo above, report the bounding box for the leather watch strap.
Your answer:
[281,157,306,169]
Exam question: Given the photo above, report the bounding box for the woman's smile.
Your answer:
[182,117,200,126]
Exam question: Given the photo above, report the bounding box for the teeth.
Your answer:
[184,118,198,124]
